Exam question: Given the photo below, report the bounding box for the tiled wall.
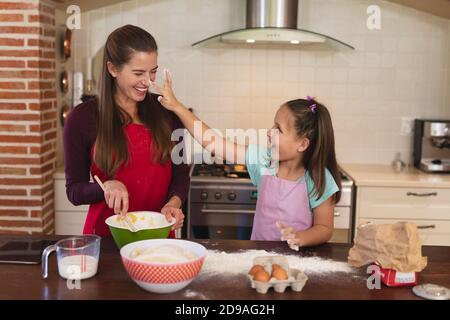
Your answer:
[70,0,450,165]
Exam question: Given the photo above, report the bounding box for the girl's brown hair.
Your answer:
[285,98,341,203]
[94,25,173,178]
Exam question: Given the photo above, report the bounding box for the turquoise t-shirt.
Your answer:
[245,144,339,210]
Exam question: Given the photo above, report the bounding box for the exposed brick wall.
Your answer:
[0,0,58,234]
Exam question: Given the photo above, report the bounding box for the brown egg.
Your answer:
[248,264,264,276]
[271,265,288,280]
[272,263,282,270]
[253,269,270,282]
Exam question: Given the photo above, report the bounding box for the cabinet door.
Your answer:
[358,187,450,220]
[55,211,87,235]
[356,218,450,246]
[334,207,351,229]
[54,180,89,212]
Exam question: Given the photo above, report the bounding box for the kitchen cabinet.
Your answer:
[341,164,450,246]
[54,167,88,235]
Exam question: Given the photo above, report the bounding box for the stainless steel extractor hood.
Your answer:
[192,0,354,50]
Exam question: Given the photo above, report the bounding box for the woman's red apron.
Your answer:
[83,123,173,237]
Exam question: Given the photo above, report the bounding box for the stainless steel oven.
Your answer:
[187,164,354,243]
[188,181,257,239]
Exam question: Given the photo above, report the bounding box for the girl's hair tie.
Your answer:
[306,96,317,113]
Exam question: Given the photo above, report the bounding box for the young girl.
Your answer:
[153,71,341,248]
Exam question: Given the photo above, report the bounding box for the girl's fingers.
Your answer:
[281,233,296,241]
[163,69,173,88]
[287,238,301,246]
[163,69,169,87]
[281,227,294,236]
[157,96,167,105]
[166,69,173,87]
[150,81,164,94]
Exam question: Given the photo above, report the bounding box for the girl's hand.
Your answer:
[161,204,185,231]
[151,69,182,112]
[103,180,129,216]
[276,221,301,251]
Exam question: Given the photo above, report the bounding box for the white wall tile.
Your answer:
[68,0,450,165]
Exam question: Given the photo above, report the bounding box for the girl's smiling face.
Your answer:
[268,105,310,162]
[107,51,158,103]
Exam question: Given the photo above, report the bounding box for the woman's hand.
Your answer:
[103,180,129,217]
[151,69,183,112]
[161,204,185,231]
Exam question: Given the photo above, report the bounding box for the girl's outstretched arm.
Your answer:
[152,70,247,164]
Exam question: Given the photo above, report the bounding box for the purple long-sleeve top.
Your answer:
[63,96,191,207]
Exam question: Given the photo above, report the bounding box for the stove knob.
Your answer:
[228,192,236,201]
[214,192,222,200]
[200,191,208,200]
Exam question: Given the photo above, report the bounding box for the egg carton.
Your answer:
[248,256,308,294]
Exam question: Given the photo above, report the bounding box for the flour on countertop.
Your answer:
[182,289,208,300]
[198,249,355,278]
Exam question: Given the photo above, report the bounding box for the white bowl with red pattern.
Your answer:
[120,239,207,294]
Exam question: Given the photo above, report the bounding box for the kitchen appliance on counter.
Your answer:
[414,119,450,173]
[187,163,355,243]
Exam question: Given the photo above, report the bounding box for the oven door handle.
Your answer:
[200,209,256,215]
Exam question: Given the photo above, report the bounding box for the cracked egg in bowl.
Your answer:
[105,211,175,249]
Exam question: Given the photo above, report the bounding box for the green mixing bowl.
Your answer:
[105,211,175,249]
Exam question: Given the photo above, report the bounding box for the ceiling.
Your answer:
[56,0,450,20]
[385,0,450,20]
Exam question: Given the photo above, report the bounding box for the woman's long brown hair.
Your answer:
[285,98,342,203]
[94,25,173,178]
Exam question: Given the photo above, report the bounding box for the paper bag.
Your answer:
[348,221,427,272]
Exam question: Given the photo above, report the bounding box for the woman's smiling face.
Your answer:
[108,51,158,103]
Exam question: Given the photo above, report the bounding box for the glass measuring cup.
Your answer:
[42,235,101,280]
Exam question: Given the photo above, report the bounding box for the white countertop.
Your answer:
[341,164,450,188]
[55,163,450,188]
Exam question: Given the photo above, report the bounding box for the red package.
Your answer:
[375,264,419,287]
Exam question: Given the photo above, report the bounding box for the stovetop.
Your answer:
[191,164,250,179]
[190,163,353,186]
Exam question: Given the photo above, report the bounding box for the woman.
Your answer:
[63,25,189,236]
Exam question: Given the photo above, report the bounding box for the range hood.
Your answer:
[192,0,354,50]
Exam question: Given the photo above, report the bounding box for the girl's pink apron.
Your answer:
[251,175,312,241]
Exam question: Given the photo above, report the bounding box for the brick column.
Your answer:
[0,0,57,234]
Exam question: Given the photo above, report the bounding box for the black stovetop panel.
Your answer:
[192,164,351,183]
[191,164,250,179]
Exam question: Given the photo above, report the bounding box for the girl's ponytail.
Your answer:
[285,98,341,203]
